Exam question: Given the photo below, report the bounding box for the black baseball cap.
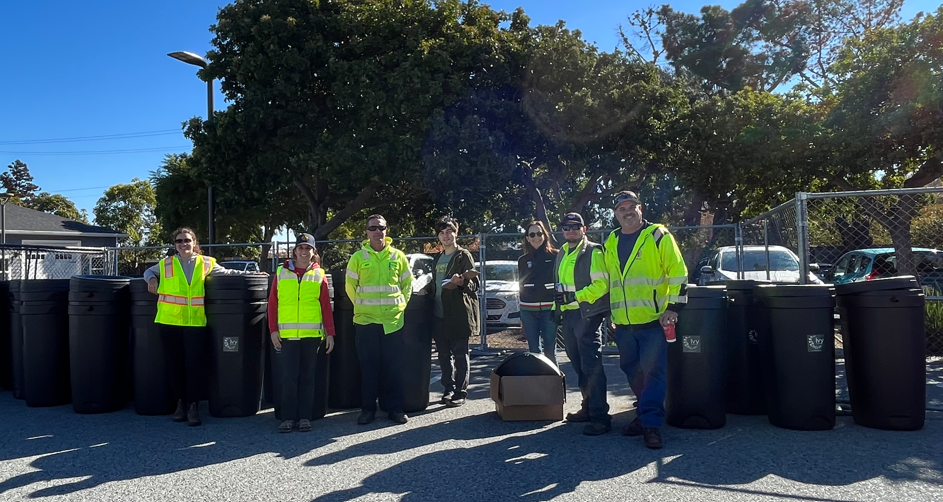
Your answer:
[294,233,316,249]
[613,191,641,209]
[559,212,585,227]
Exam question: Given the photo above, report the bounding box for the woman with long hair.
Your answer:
[144,227,265,426]
[267,233,335,433]
[517,220,560,366]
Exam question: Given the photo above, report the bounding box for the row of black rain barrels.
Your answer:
[666,278,926,431]
[2,273,436,420]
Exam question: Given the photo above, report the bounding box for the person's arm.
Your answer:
[575,247,610,305]
[659,228,689,312]
[143,262,161,282]
[461,251,479,294]
[267,274,279,334]
[345,255,359,300]
[319,280,335,336]
[398,251,413,305]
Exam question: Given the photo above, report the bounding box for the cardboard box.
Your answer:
[489,370,566,421]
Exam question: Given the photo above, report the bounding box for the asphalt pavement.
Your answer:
[1,353,942,502]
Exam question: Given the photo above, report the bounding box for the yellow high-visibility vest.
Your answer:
[344,238,413,334]
[155,255,214,327]
[276,263,325,339]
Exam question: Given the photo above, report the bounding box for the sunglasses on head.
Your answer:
[527,231,544,238]
[175,238,192,244]
[367,225,387,232]
[561,225,581,232]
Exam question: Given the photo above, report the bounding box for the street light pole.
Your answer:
[168,51,216,254]
[0,193,13,280]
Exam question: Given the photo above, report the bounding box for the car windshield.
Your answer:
[221,262,246,270]
[484,265,517,282]
[721,250,799,272]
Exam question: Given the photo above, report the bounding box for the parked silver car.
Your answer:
[698,245,823,285]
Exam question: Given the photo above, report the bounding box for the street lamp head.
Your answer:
[0,193,13,205]
[168,51,208,69]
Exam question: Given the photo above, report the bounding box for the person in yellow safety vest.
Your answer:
[144,227,267,427]
[268,232,336,433]
[603,191,688,450]
[553,212,612,436]
[345,214,413,426]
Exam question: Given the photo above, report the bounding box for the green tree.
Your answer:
[93,178,159,246]
[0,160,40,203]
[29,192,88,223]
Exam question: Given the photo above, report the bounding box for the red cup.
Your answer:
[664,323,676,343]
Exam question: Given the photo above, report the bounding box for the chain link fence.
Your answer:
[0,244,115,280]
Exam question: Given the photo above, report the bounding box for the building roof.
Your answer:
[2,203,126,237]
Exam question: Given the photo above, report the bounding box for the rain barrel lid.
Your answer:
[834,276,918,296]
[754,284,835,297]
[494,352,562,377]
[686,285,727,298]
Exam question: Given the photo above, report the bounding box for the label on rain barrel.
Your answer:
[807,334,825,352]
[748,330,758,344]
[682,335,701,353]
[223,337,240,353]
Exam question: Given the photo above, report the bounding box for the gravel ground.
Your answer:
[1,353,942,502]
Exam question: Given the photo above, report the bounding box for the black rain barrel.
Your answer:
[21,280,71,407]
[836,277,925,430]
[68,276,131,414]
[755,284,836,431]
[328,271,361,410]
[205,275,267,418]
[0,281,10,390]
[8,280,24,398]
[666,285,728,429]
[129,278,175,415]
[402,293,432,413]
[724,280,767,415]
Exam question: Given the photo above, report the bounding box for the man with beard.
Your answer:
[603,191,688,449]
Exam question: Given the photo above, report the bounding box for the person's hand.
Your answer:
[271,331,282,350]
[147,278,158,295]
[565,291,577,304]
[325,336,335,354]
[449,274,465,286]
[553,291,566,305]
[659,310,679,327]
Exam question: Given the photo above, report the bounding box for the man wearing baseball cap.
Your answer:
[603,191,688,449]
[553,212,612,436]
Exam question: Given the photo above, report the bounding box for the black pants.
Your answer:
[434,317,470,399]
[159,324,207,405]
[355,324,404,414]
[280,337,321,421]
[561,310,610,425]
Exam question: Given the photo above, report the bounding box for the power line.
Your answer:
[43,186,113,193]
[0,146,191,156]
[0,129,182,146]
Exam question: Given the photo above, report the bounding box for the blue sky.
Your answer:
[0,0,935,229]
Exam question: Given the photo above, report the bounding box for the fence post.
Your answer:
[763,220,771,282]
[734,223,744,280]
[796,192,810,285]
[478,232,488,351]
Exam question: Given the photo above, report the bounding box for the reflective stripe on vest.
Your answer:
[357,285,401,293]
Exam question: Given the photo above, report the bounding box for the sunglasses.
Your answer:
[561,225,581,232]
[174,238,192,244]
[527,231,544,238]
[367,225,387,232]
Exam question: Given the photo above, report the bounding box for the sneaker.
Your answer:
[357,410,376,425]
[583,422,612,436]
[187,403,202,427]
[388,412,409,425]
[297,419,312,432]
[622,417,643,437]
[172,400,187,423]
[278,420,294,433]
[643,427,664,449]
[440,393,454,404]
[566,409,591,422]
[446,397,466,408]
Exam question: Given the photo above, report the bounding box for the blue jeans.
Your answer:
[614,325,668,428]
[561,310,610,425]
[520,309,558,367]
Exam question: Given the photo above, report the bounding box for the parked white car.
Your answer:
[475,260,521,329]
[698,245,824,285]
[220,260,262,273]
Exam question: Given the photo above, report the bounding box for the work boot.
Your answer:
[172,400,187,423]
[622,417,643,437]
[643,427,664,449]
[357,410,376,425]
[187,403,202,427]
[389,412,409,425]
[582,422,612,436]
[566,409,591,422]
[446,397,466,408]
